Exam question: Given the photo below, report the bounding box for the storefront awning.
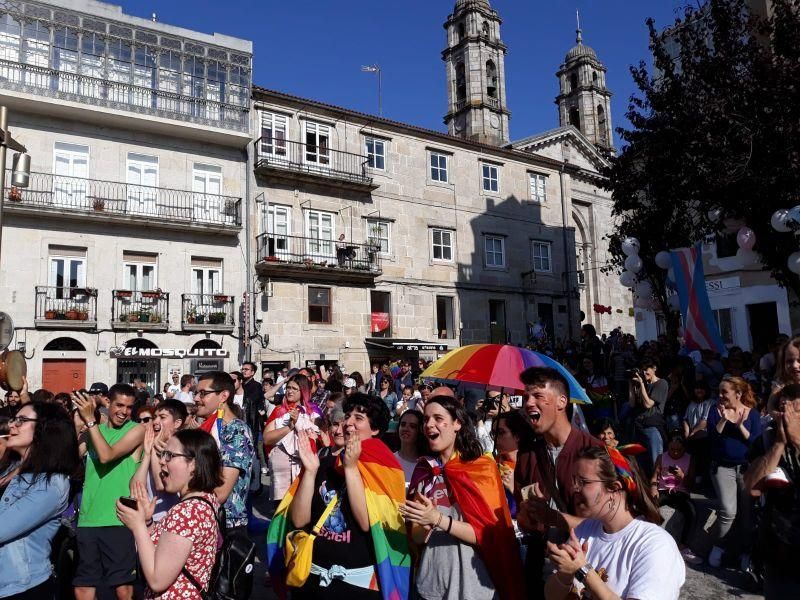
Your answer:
[364,338,448,352]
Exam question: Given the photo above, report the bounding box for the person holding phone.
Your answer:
[116,429,222,599]
[0,402,79,599]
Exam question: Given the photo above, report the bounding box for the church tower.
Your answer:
[555,24,614,151]
[443,0,510,146]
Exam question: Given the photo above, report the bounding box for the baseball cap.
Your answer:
[88,382,109,395]
[344,377,356,389]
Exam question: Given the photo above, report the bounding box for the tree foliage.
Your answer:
[605,0,800,330]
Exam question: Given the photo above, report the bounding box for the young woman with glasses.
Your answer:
[0,402,80,599]
[117,429,222,599]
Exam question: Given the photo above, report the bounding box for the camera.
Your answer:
[626,368,643,380]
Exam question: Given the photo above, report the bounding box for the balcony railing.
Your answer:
[34,286,97,328]
[5,171,242,227]
[181,293,235,331]
[111,290,169,330]
[0,58,249,132]
[254,138,375,189]
[256,233,381,281]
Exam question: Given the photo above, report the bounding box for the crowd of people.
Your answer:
[0,331,799,599]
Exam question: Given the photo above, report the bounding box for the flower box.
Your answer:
[213,295,231,303]
[115,290,133,299]
[141,291,162,299]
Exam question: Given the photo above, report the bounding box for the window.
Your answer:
[436,296,455,339]
[48,246,86,299]
[305,122,330,165]
[455,63,466,104]
[431,228,453,262]
[367,219,390,254]
[126,153,159,215]
[365,137,385,170]
[569,108,580,129]
[485,235,505,268]
[713,308,734,346]
[430,152,448,183]
[482,163,499,193]
[23,20,50,88]
[308,287,331,324]
[261,112,287,157]
[305,209,335,257]
[191,257,222,297]
[370,291,391,338]
[489,299,507,344]
[122,252,157,291]
[53,142,89,207]
[532,241,552,272]
[529,173,547,203]
[486,60,497,98]
[192,163,223,223]
[267,204,291,258]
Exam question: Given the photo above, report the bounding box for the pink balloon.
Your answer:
[736,227,756,251]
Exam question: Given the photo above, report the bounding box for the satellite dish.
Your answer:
[0,312,14,351]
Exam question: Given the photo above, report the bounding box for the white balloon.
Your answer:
[655,251,672,270]
[707,208,722,222]
[624,255,643,273]
[788,206,800,229]
[621,237,640,256]
[735,248,759,268]
[619,270,637,288]
[788,251,800,275]
[771,209,791,233]
[635,280,653,297]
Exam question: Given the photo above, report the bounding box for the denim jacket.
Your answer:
[0,470,70,596]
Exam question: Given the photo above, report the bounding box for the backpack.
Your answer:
[177,496,256,600]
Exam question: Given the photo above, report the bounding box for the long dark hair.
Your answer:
[398,409,428,456]
[426,396,483,462]
[577,446,662,525]
[16,402,80,482]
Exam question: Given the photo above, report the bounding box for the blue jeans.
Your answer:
[639,427,663,476]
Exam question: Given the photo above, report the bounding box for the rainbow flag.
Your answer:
[670,244,727,356]
[266,438,410,600]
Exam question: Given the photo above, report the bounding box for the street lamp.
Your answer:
[0,105,30,266]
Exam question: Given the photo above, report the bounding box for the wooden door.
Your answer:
[42,359,86,394]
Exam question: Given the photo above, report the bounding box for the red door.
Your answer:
[42,359,86,394]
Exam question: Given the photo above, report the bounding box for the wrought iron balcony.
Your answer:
[34,286,97,329]
[255,233,381,283]
[5,171,241,230]
[254,138,377,192]
[111,290,169,331]
[181,293,236,332]
[0,58,249,132]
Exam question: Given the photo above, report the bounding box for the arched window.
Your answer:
[598,105,608,145]
[455,62,466,104]
[570,73,578,91]
[569,108,580,129]
[457,22,465,42]
[124,338,158,349]
[486,60,497,99]
[482,21,490,38]
[44,337,86,351]
[191,339,221,351]
[592,71,598,84]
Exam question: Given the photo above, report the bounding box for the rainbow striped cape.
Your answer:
[266,438,411,600]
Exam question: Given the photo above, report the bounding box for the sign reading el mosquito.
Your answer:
[109,344,229,359]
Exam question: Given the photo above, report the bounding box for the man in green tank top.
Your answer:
[72,383,146,600]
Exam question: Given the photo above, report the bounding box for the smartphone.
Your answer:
[668,466,679,474]
[119,496,138,510]
[546,526,569,545]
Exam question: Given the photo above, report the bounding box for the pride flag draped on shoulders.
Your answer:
[266,437,411,600]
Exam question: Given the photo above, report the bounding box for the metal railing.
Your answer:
[112,290,170,325]
[254,138,372,186]
[181,293,235,327]
[35,286,97,322]
[6,171,242,226]
[455,98,467,111]
[256,233,381,274]
[0,58,249,131]
[486,97,500,108]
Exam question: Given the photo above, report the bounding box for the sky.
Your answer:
[118,0,690,146]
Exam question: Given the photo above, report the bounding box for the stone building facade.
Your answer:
[0,0,252,392]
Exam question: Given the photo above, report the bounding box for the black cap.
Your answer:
[88,382,109,395]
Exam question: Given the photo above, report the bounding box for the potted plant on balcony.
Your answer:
[8,187,21,202]
[266,255,280,262]
[115,290,133,299]
[55,310,67,320]
[208,311,226,325]
[92,198,105,212]
[148,311,163,324]
[118,312,128,323]
[126,312,140,323]
[195,313,206,324]
[77,309,89,321]
[44,309,56,320]
[186,306,197,324]
[138,309,152,322]
[66,306,79,320]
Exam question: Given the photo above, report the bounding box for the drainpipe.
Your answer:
[559,166,574,340]
[244,137,254,362]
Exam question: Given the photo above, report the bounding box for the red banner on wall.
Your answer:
[371,312,390,333]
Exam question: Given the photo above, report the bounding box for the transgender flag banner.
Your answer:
[670,243,728,356]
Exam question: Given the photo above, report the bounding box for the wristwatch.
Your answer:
[574,563,593,583]
[85,420,97,429]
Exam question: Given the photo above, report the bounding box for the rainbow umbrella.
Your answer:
[420,344,591,404]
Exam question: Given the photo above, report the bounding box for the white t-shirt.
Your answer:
[571,517,685,600]
[167,384,180,397]
[233,393,244,408]
[393,451,417,487]
[176,390,194,405]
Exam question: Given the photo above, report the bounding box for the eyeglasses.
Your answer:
[572,475,605,489]
[139,417,153,423]
[195,389,221,398]
[9,416,37,426]
[156,449,193,462]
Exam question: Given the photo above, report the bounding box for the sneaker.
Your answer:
[681,547,703,565]
[708,545,724,568]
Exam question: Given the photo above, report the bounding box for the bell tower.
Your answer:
[443,0,510,146]
[555,19,614,151]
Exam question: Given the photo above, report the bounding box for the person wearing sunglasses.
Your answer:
[0,402,79,599]
[116,429,222,600]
